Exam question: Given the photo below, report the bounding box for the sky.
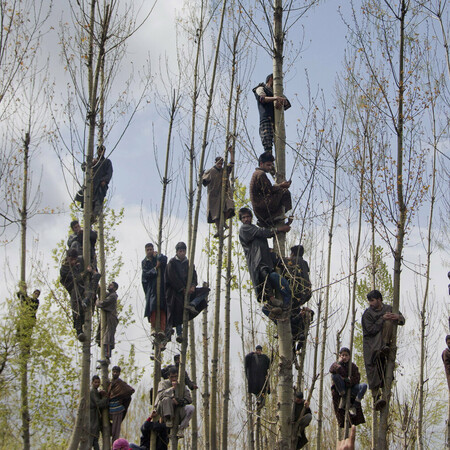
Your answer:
[0,0,449,443]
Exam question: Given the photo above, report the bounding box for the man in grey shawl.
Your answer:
[202,148,235,237]
[362,289,405,410]
[96,281,119,362]
[155,366,194,439]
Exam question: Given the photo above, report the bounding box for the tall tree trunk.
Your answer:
[19,132,30,450]
[343,143,366,437]
[417,68,438,450]
[316,149,338,449]
[68,1,111,448]
[172,1,227,447]
[272,2,293,447]
[97,54,112,450]
[221,40,240,447]
[202,306,210,450]
[153,90,178,450]
[377,3,407,448]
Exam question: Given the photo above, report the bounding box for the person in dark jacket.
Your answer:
[329,347,366,428]
[362,289,405,410]
[67,219,97,264]
[60,248,100,341]
[252,73,291,153]
[442,335,450,391]
[74,144,113,222]
[249,152,292,228]
[245,345,271,407]
[95,281,119,360]
[142,243,169,344]
[165,242,209,343]
[129,410,169,450]
[92,144,113,221]
[90,375,108,450]
[239,207,291,315]
[291,391,312,449]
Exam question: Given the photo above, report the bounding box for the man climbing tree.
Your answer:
[155,366,194,440]
[95,281,119,363]
[329,347,367,428]
[291,391,312,449]
[161,354,198,391]
[362,290,405,410]
[67,219,98,264]
[107,366,135,443]
[16,284,40,346]
[238,207,291,316]
[249,151,292,227]
[60,248,101,341]
[245,345,271,407]
[252,73,291,153]
[75,144,113,223]
[202,149,235,237]
[141,243,169,347]
[165,241,209,343]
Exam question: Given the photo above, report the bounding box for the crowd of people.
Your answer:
[15,75,447,448]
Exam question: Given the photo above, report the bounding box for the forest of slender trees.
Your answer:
[0,0,449,449]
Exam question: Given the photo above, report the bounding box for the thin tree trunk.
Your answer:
[272,2,293,447]
[153,90,178,450]
[316,149,338,449]
[98,55,112,450]
[417,68,438,450]
[377,3,407,448]
[68,1,111,448]
[172,2,227,447]
[343,143,366,437]
[19,132,30,450]
[202,306,210,450]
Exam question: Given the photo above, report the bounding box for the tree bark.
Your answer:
[272,2,293,448]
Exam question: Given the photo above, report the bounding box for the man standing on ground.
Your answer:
[202,149,235,237]
[239,207,291,316]
[249,152,292,227]
[108,366,135,443]
[90,375,108,450]
[253,73,291,153]
[362,289,405,410]
[165,242,209,343]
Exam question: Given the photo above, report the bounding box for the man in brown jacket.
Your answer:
[202,149,235,236]
[249,151,292,227]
